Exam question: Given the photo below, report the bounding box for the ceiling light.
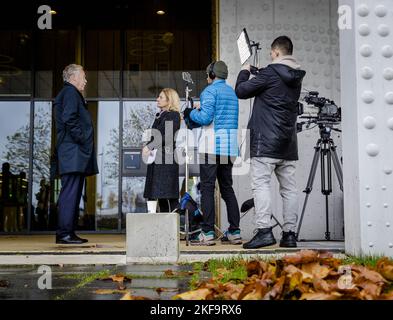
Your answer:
[156,10,165,15]
[50,10,57,15]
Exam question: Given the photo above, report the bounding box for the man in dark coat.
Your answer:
[54,64,98,244]
[236,36,306,249]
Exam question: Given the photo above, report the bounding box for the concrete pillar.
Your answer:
[340,0,393,256]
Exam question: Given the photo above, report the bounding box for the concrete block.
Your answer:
[126,213,179,263]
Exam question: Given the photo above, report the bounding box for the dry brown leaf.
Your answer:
[302,262,330,279]
[379,291,393,300]
[284,264,313,283]
[164,269,175,277]
[246,260,265,277]
[376,258,393,281]
[313,278,332,293]
[238,282,257,300]
[117,282,126,290]
[94,289,128,295]
[356,279,383,300]
[156,287,180,294]
[242,281,269,300]
[351,265,388,284]
[120,293,151,300]
[173,288,211,300]
[288,272,303,292]
[103,274,132,283]
[319,258,343,269]
[283,250,318,265]
[300,292,342,300]
[222,283,245,300]
[264,276,285,300]
[318,251,333,259]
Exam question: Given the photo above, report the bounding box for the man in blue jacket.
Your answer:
[236,36,306,249]
[183,60,241,246]
[54,64,98,244]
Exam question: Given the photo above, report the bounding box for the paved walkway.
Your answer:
[0,235,345,265]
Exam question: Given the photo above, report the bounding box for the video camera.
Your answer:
[297,91,341,133]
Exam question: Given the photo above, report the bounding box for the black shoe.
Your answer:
[280,231,297,248]
[72,233,88,243]
[56,234,84,244]
[242,228,276,249]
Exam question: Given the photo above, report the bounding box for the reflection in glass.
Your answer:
[31,101,52,231]
[96,101,120,230]
[0,102,30,232]
[121,101,157,227]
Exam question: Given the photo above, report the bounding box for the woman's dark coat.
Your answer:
[143,110,180,199]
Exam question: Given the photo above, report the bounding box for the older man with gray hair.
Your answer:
[53,64,98,244]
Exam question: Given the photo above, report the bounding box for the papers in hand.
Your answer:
[146,149,157,164]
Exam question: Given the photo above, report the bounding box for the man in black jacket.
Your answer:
[54,64,98,244]
[236,36,306,249]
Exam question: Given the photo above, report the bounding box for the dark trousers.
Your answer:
[158,198,179,212]
[199,154,240,233]
[56,173,84,238]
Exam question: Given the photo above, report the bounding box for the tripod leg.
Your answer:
[271,214,283,230]
[296,141,321,240]
[330,144,343,191]
[325,194,330,240]
[321,143,332,241]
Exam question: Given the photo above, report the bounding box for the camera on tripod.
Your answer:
[297,91,341,133]
[295,91,344,241]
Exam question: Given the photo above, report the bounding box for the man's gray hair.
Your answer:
[62,64,83,82]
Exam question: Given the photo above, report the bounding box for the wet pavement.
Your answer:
[0,264,199,300]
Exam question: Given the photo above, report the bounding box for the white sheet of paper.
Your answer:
[147,149,157,164]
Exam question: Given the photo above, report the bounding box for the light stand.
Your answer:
[181,72,193,246]
[250,41,261,73]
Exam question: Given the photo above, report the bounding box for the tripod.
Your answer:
[296,124,343,241]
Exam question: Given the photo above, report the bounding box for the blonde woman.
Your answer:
[143,88,181,212]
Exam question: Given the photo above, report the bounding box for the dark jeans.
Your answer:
[56,173,84,238]
[199,154,240,233]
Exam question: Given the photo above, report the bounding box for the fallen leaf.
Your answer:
[117,282,126,290]
[379,291,393,300]
[94,289,128,295]
[313,278,332,293]
[283,250,318,265]
[164,269,175,277]
[300,292,342,300]
[376,258,393,281]
[284,265,313,283]
[288,271,303,292]
[238,283,257,300]
[356,279,383,300]
[242,281,269,300]
[156,287,180,294]
[318,251,333,259]
[222,283,245,300]
[264,276,285,300]
[302,262,330,279]
[246,260,265,277]
[102,274,132,283]
[173,288,211,300]
[351,265,388,285]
